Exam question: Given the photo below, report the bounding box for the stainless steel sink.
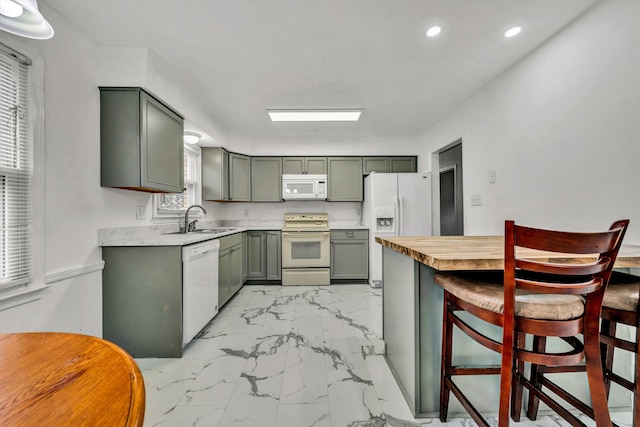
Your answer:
[162,228,238,235]
[194,228,238,233]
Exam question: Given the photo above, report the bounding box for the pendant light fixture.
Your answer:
[0,0,54,40]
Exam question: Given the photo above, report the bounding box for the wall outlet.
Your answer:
[470,194,483,206]
[136,206,146,219]
[243,208,249,217]
[488,170,496,184]
[355,208,361,217]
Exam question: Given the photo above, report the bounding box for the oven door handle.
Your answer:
[282,231,330,238]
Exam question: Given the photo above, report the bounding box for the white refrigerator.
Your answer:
[362,172,432,288]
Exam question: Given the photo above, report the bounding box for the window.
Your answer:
[155,144,201,217]
[0,44,32,291]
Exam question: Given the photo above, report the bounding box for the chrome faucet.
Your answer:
[181,204,207,233]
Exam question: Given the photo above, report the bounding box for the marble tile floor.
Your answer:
[136,285,632,427]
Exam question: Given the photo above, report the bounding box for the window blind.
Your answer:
[0,46,32,290]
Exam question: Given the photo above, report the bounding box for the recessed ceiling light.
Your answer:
[503,26,522,38]
[426,26,441,38]
[184,131,201,144]
[267,110,362,122]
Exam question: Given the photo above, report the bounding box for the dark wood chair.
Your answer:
[601,272,640,426]
[526,269,640,426]
[434,219,629,427]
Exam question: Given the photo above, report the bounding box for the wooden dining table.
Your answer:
[376,235,640,418]
[0,332,145,426]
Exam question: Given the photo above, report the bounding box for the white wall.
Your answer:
[418,0,640,242]
[217,200,361,225]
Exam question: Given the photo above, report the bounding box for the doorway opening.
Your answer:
[439,141,463,236]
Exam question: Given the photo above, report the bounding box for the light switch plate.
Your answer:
[488,170,496,184]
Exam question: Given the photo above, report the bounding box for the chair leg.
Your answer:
[510,331,526,422]
[600,318,616,397]
[439,293,454,422]
[498,309,516,427]
[584,315,613,427]
[634,325,640,427]
[526,335,546,420]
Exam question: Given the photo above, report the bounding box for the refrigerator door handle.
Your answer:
[393,195,399,235]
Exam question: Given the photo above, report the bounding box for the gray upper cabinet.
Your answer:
[251,157,283,202]
[202,147,229,201]
[283,157,327,174]
[100,87,184,193]
[389,157,417,173]
[363,157,389,174]
[363,156,417,174]
[229,153,251,202]
[327,157,363,201]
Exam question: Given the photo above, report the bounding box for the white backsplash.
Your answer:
[212,201,363,227]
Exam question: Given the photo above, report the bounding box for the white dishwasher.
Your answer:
[182,239,220,346]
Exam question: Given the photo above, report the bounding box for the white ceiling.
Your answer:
[42,0,598,142]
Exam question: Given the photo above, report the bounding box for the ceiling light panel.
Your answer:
[267,110,362,122]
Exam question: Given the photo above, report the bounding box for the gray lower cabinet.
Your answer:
[100,87,184,193]
[202,147,230,201]
[327,157,363,201]
[266,231,282,280]
[251,157,282,202]
[219,233,244,307]
[102,246,183,358]
[363,156,417,174]
[246,231,266,279]
[246,230,281,282]
[242,231,248,281]
[330,230,369,280]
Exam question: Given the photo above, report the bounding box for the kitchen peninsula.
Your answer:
[376,235,640,418]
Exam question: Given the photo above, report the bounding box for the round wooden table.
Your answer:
[0,332,145,426]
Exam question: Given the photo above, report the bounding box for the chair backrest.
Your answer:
[504,219,629,310]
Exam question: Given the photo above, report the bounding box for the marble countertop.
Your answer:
[99,221,370,247]
[99,225,247,247]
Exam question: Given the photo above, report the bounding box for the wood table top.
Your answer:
[376,235,640,271]
[0,332,145,427]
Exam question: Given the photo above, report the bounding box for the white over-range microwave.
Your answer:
[282,174,327,200]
